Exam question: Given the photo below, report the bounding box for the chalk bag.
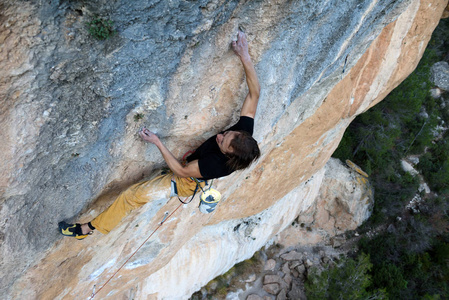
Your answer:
[198,188,221,214]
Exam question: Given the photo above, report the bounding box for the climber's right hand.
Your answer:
[139,127,160,144]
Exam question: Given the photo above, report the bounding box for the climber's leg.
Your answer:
[90,172,173,234]
[89,172,203,234]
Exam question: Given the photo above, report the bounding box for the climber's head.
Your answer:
[217,130,260,171]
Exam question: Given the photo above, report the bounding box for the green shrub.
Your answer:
[359,222,449,298]
[331,17,449,300]
[372,262,408,292]
[332,133,354,162]
[305,253,387,300]
[87,16,115,40]
[133,113,144,122]
[418,135,449,193]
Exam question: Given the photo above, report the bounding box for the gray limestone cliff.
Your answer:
[1,0,447,298]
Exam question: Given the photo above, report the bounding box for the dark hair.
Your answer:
[226,130,260,171]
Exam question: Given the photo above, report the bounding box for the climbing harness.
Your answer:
[173,176,222,213]
[171,176,221,213]
[170,176,201,204]
[174,150,222,212]
[170,150,202,204]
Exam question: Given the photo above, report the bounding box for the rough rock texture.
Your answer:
[431,61,449,90]
[1,0,447,298]
[279,158,374,247]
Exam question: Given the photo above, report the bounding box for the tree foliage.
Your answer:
[330,17,449,300]
[305,254,387,300]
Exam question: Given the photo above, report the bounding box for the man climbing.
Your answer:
[59,31,261,239]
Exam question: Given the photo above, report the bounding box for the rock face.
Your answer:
[279,158,374,247]
[1,0,447,298]
[431,61,449,90]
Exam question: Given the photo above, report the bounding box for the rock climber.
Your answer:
[59,31,261,239]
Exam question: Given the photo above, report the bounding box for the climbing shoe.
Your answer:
[58,221,90,240]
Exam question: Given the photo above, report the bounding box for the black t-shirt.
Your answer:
[186,116,254,180]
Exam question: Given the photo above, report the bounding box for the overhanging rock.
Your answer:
[1,0,447,298]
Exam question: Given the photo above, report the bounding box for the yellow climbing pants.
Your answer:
[91,172,202,234]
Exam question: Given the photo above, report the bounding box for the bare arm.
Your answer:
[232,31,261,118]
[139,128,202,178]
